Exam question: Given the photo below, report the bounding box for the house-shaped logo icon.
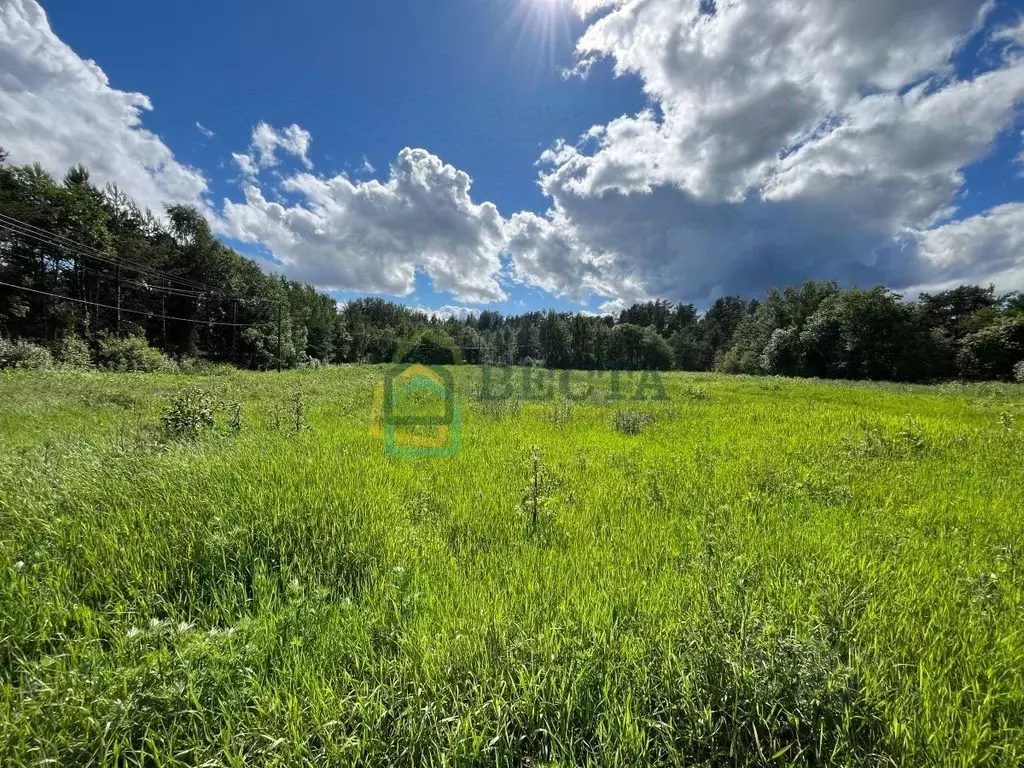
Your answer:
[371,333,462,458]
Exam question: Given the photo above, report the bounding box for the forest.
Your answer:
[2,153,1023,382]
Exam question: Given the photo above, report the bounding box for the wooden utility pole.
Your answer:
[277,301,283,373]
[204,292,211,359]
[231,299,238,365]
[78,257,87,334]
[115,264,122,334]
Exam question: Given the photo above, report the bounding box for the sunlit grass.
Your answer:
[0,366,1022,765]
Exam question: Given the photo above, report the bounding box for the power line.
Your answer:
[77,263,279,306]
[0,279,260,328]
[0,210,236,295]
[0,277,582,356]
[0,219,224,299]
[0,213,281,305]
[0,213,220,294]
[0,216,573,352]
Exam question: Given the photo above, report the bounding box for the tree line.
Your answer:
[1,153,1022,381]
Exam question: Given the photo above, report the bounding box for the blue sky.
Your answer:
[41,0,640,211]
[2,0,1024,316]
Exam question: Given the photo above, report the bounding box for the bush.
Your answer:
[50,335,93,369]
[290,353,327,371]
[1015,361,1024,383]
[682,385,710,401]
[0,337,53,370]
[479,398,521,420]
[956,317,1024,380]
[552,397,573,426]
[96,333,171,373]
[614,409,651,436]
[176,357,233,376]
[161,388,215,441]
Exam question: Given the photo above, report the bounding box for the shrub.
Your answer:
[614,409,651,436]
[479,398,521,420]
[176,357,232,376]
[682,385,710,401]
[844,417,931,459]
[956,317,1024,380]
[0,337,53,370]
[1015,361,1024,383]
[225,400,244,434]
[552,397,573,426]
[161,388,215,441]
[96,333,171,373]
[50,335,92,369]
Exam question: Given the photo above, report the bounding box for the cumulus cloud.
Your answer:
[410,304,479,321]
[231,152,259,178]
[256,122,311,168]
[506,0,1024,305]
[993,15,1024,49]
[0,3,506,305]
[912,203,1024,290]
[505,208,649,303]
[0,0,208,213]
[231,121,313,178]
[5,0,1024,309]
[218,147,507,303]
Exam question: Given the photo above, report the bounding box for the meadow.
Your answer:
[0,366,1022,766]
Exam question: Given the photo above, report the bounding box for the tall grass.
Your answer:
[0,366,1022,766]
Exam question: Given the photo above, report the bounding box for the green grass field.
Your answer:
[0,366,1022,766]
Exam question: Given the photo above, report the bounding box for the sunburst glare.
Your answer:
[495,0,577,77]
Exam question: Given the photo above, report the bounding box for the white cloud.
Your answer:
[195,121,215,138]
[231,151,258,178]
[506,0,1024,305]
[0,4,508,306]
[217,147,507,303]
[912,203,1024,290]
[250,121,312,169]
[0,0,208,214]
[993,15,1024,49]
[563,0,992,200]
[4,0,1023,310]
[230,122,313,179]
[410,304,478,320]
[504,208,649,303]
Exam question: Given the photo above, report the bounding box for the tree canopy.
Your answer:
[1,156,1022,381]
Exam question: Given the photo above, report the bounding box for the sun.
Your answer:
[497,0,575,75]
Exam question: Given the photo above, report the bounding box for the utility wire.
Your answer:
[0,280,260,328]
[1,216,566,351]
[0,213,222,294]
[0,219,222,298]
[0,277,573,353]
[0,211,235,294]
[0,213,281,304]
[75,263,281,305]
